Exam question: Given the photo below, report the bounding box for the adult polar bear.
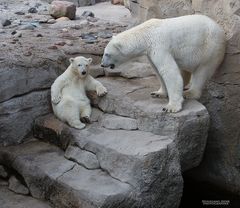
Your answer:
[101,15,226,112]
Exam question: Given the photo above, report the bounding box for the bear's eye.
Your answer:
[105,53,110,57]
[78,64,82,67]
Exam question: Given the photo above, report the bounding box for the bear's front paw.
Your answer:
[162,103,182,113]
[96,85,107,97]
[51,94,62,104]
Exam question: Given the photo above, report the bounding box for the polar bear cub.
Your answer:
[101,15,226,112]
[51,56,107,129]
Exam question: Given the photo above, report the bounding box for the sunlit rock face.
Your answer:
[128,0,240,196]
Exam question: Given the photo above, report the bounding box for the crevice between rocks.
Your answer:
[0,87,50,104]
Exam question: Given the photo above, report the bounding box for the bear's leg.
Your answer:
[184,63,216,99]
[62,99,86,129]
[150,53,184,113]
[148,57,168,98]
[80,104,92,124]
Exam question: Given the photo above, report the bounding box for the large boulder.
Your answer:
[49,1,76,20]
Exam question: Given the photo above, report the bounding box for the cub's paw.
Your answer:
[162,103,182,113]
[70,122,86,130]
[51,94,62,104]
[183,90,201,100]
[150,90,167,98]
[80,116,91,124]
[96,85,107,97]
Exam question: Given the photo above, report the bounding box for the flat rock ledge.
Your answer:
[1,76,209,208]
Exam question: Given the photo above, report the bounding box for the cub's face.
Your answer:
[70,56,92,78]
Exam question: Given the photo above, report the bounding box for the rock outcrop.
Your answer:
[128,0,240,196]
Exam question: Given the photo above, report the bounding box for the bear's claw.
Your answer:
[51,94,62,104]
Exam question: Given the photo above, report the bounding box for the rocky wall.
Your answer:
[128,0,240,195]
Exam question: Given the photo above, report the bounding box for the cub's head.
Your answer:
[101,36,129,69]
[69,56,92,78]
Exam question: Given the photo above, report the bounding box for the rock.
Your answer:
[1,187,50,207]
[47,19,56,24]
[15,11,25,15]
[111,0,124,5]
[35,33,43,37]
[54,41,66,46]
[100,114,138,130]
[119,60,155,78]
[19,23,36,30]
[8,175,29,195]
[49,1,76,20]
[28,7,38,13]
[65,40,73,46]
[1,19,11,27]
[65,145,100,169]
[0,179,8,186]
[90,107,104,122]
[89,64,105,78]
[98,31,112,39]
[0,165,8,178]
[0,178,53,207]
[92,77,209,171]
[0,91,51,146]
[0,141,136,207]
[86,16,98,22]
[104,67,121,77]
[81,10,95,17]
[12,31,22,38]
[56,16,70,21]
[80,32,98,44]
[128,0,193,23]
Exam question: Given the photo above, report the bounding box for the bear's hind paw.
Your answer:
[150,91,167,98]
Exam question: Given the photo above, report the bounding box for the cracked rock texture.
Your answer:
[128,0,240,196]
[0,186,52,208]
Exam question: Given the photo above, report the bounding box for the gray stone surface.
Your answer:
[0,140,181,208]
[8,175,29,195]
[100,114,138,130]
[0,186,52,208]
[91,76,209,171]
[0,165,8,178]
[0,90,51,146]
[65,145,100,169]
[90,107,104,122]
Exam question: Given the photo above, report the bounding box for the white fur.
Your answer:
[101,15,226,112]
[51,56,107,129]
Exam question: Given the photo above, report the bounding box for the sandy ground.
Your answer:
[77,2,132,25]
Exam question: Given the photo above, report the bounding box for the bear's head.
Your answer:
[101,36,131,69]
[69,56,92,78]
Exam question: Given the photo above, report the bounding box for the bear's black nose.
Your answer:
[82,71,86,75]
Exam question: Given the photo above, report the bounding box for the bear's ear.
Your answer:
[87,58,92,64]
[114,41,123,52]
[69,58,74,63]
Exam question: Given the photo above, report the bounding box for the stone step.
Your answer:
[0,140,137,208]
[33,116,183,207]
[0,186,52,208]
[89,76,210,171]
